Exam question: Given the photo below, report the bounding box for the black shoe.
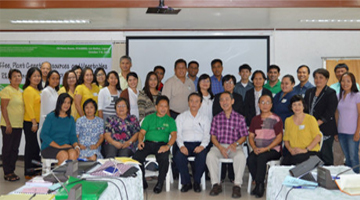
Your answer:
[180,183,192,192]
[251,184,259,196]
[232,186,241,198]
[193,182,201,193]
[153,182,163,194]
[209,184,222,196]
[255,182,265,198]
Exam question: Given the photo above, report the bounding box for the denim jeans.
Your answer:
[338,133,360,173]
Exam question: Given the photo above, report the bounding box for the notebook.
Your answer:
[335,174,360,196]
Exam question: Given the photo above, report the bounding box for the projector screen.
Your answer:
[126,36,269,88]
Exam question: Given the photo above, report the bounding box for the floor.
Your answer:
[0,161,266,200]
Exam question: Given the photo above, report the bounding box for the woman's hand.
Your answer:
[31,124,38,132]
[354,133,360,142]
[121,141,131,149]
[90,144,98,150]
[293,147,307,154]
[79,144,87,150]
[254,147,267,155]
[5,123,12,134]
[61,144,72,148]
[334,135,339,142]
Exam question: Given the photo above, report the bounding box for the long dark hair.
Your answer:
[143,72,158,102]
[23,67,43,90]
[197,74,214,99]
[44,70,60,91]
[94,67,106,87]
[54,93,73,117]
[339,72,359,100]
[62,70,78,92]
[104,70,121,91]
[78,67,94,85]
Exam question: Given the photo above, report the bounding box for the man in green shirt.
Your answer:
[263,65,282,96]
[133,95,177,194]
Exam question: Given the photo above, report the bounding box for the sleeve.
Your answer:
[309,115,321,139]
[209,116,218,136]
[137,92,146,121]
[76,118,81,136]
[283,118,290,141]
[140,116,149,131]
[40,89,50,116]
[40,113,53,148]
[104,117,112,133]
[74,85,83,96]
[133,117,141,132]
[238,116,248,138]
[249,116,256,134]
[169,118,177,132]
[99,118,104,135]
[69,117,78,145]
[0,87,10,99]
[200,117,211,148]
[97,88,106,110]
[319,90,338,123]
[244,90,252,126]
[355,93,360,104]
[303,89,311,114]
[274,116,284,136]
[175,114,184,147]
[161,80,171,100]
[23,89,36,120]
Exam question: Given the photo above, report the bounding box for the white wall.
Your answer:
[1,30,359,155]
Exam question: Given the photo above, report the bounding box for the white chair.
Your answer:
[145,154,174,192]
[178,156,206,191]
[41,157,58,175]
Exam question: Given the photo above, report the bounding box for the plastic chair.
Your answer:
[41,157,58,175]
[145,154,174,192]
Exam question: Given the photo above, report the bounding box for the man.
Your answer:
[187,60,199,88]
[154,65,166,91]
[330,63,360,94]
[210,59,224,95]
[162,59,196,119]
[234,64,254,100]
[206,91,248,198]
[118,55,142,90]
[293,65,314,97]
[264,65,281,96]
[174,93,210,193]
[40,61,51,88]
[132,95,177,194]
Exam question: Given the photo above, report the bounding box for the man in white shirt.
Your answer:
[40,61,51,88]
[174,92,210,193]
[118,55,142,90]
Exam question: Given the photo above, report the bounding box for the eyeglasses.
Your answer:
[260,101,272,105]
[116,105,127,108]
[224,81,234,85]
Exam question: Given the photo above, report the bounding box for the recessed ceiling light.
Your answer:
[10,19,90,24]
[300,19,360,23]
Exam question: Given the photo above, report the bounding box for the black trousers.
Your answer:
[1,126,22,175]
[281,151,320,166]
[320,136,334,166]
[247,150,281,183]
[132,141,170,185]
[23,121,40,175]
[104,144,134,158]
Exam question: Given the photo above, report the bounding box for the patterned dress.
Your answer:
[104,114,140,153]
[76,116,104,159]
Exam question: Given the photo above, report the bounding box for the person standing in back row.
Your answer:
[118,55,142,90]
[264,65,281,96]
[210,59,224,95]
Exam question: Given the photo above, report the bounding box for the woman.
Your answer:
[39,70,60,132]
[197,74,214,121]
[304,68,338,165]
[74,67,100,117]
[282,95,322,165]
[138,72,161,122]
[23,67,42,179]
[1,69,24,181]
[58,70,78,120]
[94,68,106,89]
[76,99,104,160]
[272,75,297,124]
[104,98,140,158]
[335,72,360,173]
[247,94,283,198]
[71,65,82,82]
[244,70,273,126]
[40,93,79,165]
[98,71,122,120]
[120,72,139,119]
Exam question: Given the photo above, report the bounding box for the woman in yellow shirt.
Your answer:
[58,70,78,120]
[23,67,43,179]
[281,95,322,165]
[1,69,24,181]
[74,67,99,118]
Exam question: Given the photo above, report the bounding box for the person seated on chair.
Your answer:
[174,92,210,193]
[132,95,177,194]
[247,94,283,198]
[281,95,322,165]
[40,93,80,165]
[206,91,248,198]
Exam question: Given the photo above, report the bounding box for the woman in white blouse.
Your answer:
[98,71,122,121]
[197,74,214,122]
[120,72,139,119]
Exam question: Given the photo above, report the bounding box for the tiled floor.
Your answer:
[0,161,266,200]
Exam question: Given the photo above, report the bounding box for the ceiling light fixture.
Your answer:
[10,19,90,24]
[300,19,360,23]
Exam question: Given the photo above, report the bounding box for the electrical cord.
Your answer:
[285,187,294,200]
[275,185,283,200]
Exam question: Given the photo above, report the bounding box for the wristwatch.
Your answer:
[235,142,240,146]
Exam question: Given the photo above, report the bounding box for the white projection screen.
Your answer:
[126,36,269,87]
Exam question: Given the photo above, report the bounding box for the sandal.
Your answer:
[4,173,20,181]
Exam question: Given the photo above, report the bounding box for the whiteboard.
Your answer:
[127,36,269,86]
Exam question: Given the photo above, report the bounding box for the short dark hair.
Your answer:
[105,70,121,91]
[211,59,223,67]
[78,67,94,85]
[258,94,273,103]
[282,74,295,84]
[71,65,82,71]
[154,65,165,74]
[155,95,169,105]
[220,91,234,100]
[268,65,280,73]
[289,95,306,112]
[45,70,60,91]
[188,92,203,103]
[174,59,187,69]
[8,69,22,80]
[23,67,43,90]
[239,64,252,72]
[334,63,348,72]
[114,97,130,111]
[339,72,359,100]
[251,70,266,82]
[126,72,138,81]
[313,68,329,79]
[188,60,199,68]
[222,74,236,86]
[297,65,310,74]
[120,55,132,63]
[83,98,98,115]
[54,93,73,117]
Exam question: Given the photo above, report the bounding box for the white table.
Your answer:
[266,166,358,200]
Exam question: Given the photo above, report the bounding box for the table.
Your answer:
[266,166,358,200]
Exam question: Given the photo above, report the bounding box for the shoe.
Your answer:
[209,183,222,196]
[193,182,201,193]
[180,183,192,192]
[251,184,259,196]
[232,186,241,198]
[153,182,163,194]
[255,182,265,198]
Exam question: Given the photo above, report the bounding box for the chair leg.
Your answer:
[247,172,252,194]
[178,173,182,190]
[166,162,172,192]
[201,172,206,191]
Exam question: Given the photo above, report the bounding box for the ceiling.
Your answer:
[1,7,360,30]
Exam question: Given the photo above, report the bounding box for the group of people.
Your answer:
[1,56,359,198]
